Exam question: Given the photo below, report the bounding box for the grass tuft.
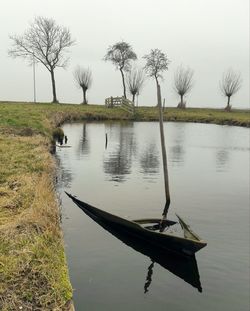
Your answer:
[0,133,72,310]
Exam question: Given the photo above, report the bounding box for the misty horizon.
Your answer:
[0,0,249,108]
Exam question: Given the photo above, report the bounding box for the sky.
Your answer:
[0,0,249,108]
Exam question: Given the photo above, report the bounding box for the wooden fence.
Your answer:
[105,96,135,114]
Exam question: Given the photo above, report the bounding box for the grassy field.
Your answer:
[0,102,249,129]
[0,102,249,310]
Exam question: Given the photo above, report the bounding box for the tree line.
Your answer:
[8,16,242,111]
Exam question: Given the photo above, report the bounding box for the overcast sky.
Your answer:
[0,0,249,108]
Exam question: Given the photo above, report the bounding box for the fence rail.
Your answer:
[105,96,135,114]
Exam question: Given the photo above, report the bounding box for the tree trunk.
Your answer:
[50,69,58,103]
[155,76,159,106]
[177,94,185,109]
[120,69,126,99]
[132,93,135,103]
[82,88,87,104]
[225,96,231,111]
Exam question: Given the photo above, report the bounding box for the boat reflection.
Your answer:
[84,211,203,293]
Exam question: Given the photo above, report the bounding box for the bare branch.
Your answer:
[104,41,137,71]
[174,65,194,108]
[220,69,242,110]
[104,41,137,98]
[143,49,170,84]
[143,49,170,107]
[220,69,242,97]
[174,65,194,96]
[9,16,74,70]
[8,16,75,102]
[74,66,92,104]
[74,66,92,90]
[126,67,145,103]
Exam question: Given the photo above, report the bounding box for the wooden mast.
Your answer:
[157,83,171,223]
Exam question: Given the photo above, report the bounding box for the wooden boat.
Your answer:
[65,192,203,292]
[65,192,207,256]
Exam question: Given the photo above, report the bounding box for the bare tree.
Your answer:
[104,41,137,99]
[174,65,194,109]
[74,66,92,104]
[126,67,145,103]
[9,16,75,103]
[143,49,170,85]
[143,49,170,106]
[220,69,242,111]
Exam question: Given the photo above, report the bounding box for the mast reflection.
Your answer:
[144,261,155,293]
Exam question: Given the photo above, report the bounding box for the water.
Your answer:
[56,121,250,311]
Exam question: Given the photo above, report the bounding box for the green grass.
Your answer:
[138,107,249,126]
[0,134,73,310]
[0,104,75,310]
[0,102,249,132]
[0,101,249,310]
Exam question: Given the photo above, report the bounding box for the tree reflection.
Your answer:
[55,155,73,188]
[215,128,231,172]
[216,149,229,172]
[140,143,159,175]
[103,123,136,182]
[169,124,185,166]
[78,123,90,156]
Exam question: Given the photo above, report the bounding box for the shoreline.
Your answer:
[0,102,249,128]
[0,102,249,310]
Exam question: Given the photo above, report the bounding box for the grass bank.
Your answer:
[0,102,249,128]
[0,102,249,310]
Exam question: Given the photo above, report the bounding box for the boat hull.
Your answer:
[65,192,207,256]
[81,208,203,292]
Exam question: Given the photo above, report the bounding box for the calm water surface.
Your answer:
[57,122,250,311]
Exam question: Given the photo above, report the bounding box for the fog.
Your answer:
[0,0,249,108]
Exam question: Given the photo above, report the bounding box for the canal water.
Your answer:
[56,121,249,311]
